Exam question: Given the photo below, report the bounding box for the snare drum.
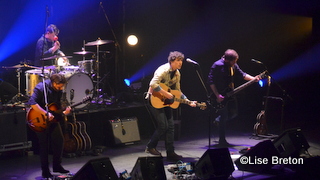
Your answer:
[65,73,93,109]
[25,69,49,96]
[78,60,96,74]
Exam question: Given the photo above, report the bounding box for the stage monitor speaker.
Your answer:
[195,148,234,180]
[273,128,310,158]
[130,156,166,180]
[107,117,140,145]
[72,157,118,180]
[235,140,279,173]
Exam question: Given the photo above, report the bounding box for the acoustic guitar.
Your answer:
[150,83,206,110]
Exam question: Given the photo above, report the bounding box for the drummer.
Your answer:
[34,24,70,67]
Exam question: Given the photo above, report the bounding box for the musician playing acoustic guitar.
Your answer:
[28,73,71,178]
[208,49,261,147]
[145,51,197,161]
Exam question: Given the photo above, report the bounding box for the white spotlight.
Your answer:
[127,35,138,46]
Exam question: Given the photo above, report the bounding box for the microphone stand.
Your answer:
[41,6,50,130]
[99,2,122,96]
[252,60,292,136]
[188,63,215,148]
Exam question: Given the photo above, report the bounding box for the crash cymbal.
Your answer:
[85,39,113,46]
[2,64,40,69]
[73,51,94,55]
[42,55,72,60]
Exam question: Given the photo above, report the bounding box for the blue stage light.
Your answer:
[124,79,131,86]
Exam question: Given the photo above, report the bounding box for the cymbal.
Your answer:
[85,39,113,46]
[42,55,72,61]
[73,51,94,55]
[44,65,56,70]
[2,64,40,69]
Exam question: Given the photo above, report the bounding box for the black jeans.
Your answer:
[215,97,238,142]
[146,103,175,153]
[36,121,65,171]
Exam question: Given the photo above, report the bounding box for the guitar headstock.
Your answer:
[259,70,268,79]
[82,96,92,103]
[198,102,207,110]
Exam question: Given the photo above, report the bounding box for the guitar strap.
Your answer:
[229,66,234,89]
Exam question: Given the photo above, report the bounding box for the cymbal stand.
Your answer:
[96,43,101,95]
[9,68,28,104]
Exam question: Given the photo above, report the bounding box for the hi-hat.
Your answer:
[2,64,40,69]
[73,51,94,55]
[85,39,113,46]
[42,55,72,61]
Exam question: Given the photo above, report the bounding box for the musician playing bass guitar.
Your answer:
[28,73,71,178]
[145,51,197,162]
[208,49,261,147]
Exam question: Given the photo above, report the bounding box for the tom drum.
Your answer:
[78,60,96,74]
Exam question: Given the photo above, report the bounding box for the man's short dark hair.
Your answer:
[223,49,239,61]
[50,74,66,84]
[168,51,184,63]
[46,24,59,35]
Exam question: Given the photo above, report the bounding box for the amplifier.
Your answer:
[107,117,140,145]
[0,110,28,151]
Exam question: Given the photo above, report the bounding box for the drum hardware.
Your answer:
[84,38,113,96]
[8,68,29,104]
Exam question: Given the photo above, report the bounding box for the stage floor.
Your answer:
[0,126,320,180]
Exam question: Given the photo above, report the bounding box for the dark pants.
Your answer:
[36,121,65,171]
[216,97,238,142]
[146,103,175,153]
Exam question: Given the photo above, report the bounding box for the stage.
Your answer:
[0,100,320,180]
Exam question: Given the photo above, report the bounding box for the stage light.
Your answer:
[259,80,264,87]
[127,35,138,46]
[124,79,131,86]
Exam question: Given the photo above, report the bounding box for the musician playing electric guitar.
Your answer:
[28,73,70,178]
[144,51,197,162]
[208,49,261,147]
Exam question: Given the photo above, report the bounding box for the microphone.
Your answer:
[46,6,50,17]
[186,58,199,65]
[251,59,263,64]
[98,2,102,13]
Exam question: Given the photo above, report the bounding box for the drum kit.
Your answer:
[1,39,113,109]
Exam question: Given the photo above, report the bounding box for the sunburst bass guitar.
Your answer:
[26,96,91,132]
[150,83,206,110]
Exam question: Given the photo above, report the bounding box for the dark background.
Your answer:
[0,0,319,141]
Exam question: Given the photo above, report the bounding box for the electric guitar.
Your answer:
[210,71,267,110]
[150,83,206,110]
[26,96,91,132]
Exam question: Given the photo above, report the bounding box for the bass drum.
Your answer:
[65,73,93,109]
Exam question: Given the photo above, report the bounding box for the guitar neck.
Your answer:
[174,97,202,107]
[226,71,267,97]
[226,78,256,97]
